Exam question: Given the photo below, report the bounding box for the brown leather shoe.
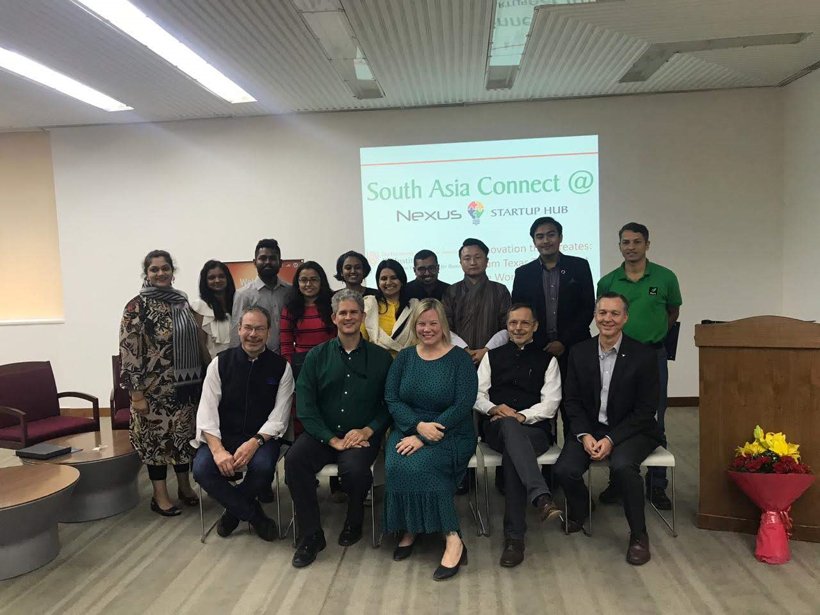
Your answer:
[534,494,561,522]
[626,532,651,565]
[499,538,525,567]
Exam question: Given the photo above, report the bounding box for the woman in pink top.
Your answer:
[279,261,336,366]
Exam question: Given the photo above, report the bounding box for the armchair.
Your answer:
[0,361,100,449]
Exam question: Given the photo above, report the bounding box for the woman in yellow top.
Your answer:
[362,259,418,356]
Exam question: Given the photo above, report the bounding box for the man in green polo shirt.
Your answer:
[286,288,393,568]
[597,222,681,510]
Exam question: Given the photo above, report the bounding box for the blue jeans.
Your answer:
[193,435,281,521]
[645,346,669,491]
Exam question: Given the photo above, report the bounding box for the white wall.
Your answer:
[0,87,787,402]
[783,69,820,319]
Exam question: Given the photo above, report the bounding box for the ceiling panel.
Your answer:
[0,0,817,130]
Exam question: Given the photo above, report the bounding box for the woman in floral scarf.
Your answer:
[119,250,204,516]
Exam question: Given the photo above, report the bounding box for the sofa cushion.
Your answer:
[0,415,97,444]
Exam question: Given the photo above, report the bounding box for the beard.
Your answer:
[258,264,280,282]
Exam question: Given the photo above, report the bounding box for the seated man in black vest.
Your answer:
[192,305,294,541]
[553,292,661,565]
[474,303,563,567]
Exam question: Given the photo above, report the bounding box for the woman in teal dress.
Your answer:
[384,298,478,581]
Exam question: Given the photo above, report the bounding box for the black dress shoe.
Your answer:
[250,513,278,542]
[338,523,363,546]
[560,514,584,534]
[647,488,672,510]
[433,542,468,581]
[393,541,415,561]
[534,494,561,522]
[626,532,651,565]
[150,498,181,517]
[292,532,327,568]
[499,538,525,568]
[177,490,199,507]
[598,483,622,504]
[217,511,240,537]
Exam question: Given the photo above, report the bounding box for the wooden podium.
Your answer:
[695,316,819,542]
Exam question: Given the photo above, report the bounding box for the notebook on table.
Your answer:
[15,442,72,460]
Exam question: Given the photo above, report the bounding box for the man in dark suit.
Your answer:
[512,217,595,436]
[553,292,661,565]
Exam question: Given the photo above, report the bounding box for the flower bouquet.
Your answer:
[727,426,814,564]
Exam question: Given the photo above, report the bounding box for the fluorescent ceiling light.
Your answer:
[620,33,811,83]
[0,46,131,111]
[294,0,383,100]
[73,0,255,104]
[486,0,619,90]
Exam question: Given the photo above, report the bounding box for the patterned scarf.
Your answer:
[139,284,202,387]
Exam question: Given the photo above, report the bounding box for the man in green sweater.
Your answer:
[286,288,393,568]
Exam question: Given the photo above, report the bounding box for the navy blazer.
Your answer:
[563,335,662,445]
[511,253,594,350]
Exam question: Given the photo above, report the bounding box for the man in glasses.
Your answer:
[192,306,294,541]
[405,249,450,301]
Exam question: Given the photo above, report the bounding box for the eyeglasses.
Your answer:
[298,277,321,284]
[507,320,535,327]
[415,266,439,274]
[240,325,268,334]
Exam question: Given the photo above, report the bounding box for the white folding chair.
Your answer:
[197,463,285,543]
[579,446,677,537]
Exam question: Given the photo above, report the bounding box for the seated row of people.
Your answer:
[191,291,661,580]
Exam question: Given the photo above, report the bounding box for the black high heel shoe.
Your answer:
[150,498,181,517]
[433,541,468,581]
[393,540,416,561]
[177,489,199,507]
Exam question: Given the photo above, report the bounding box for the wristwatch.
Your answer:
[253,434,266,447]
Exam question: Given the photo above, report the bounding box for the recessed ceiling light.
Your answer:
[73,0,256,104]
[0,46,132,111]
[486,0,622,90]
[294,0,383,100]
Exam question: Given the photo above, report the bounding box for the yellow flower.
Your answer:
[735,441,766,456]
[763,431,801,460]
[739,426,802,460]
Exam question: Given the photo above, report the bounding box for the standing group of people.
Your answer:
[118,216,681,578]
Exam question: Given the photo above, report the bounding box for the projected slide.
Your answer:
[361,136,599,289]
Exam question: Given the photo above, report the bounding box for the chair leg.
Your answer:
[369,486,381,548]
[198,482,206,543]
[290,500,297,548]
[482,466,492,537]
[467,469,481,536]
[275,469,283,540]
[586,467,593,537]
[645,466,676,537]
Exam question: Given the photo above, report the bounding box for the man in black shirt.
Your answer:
[405,249,450,301]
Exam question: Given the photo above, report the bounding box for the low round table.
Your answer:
[0,464,80,579]
[23,430,142,522]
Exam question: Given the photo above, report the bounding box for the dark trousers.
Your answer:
[285,431,382,538]
[646,346,669,490]
[554,352,570,440]
[484,417,553,540]
[192,435,281,522]
[554,427,658,535]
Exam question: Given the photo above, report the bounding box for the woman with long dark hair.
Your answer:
[361,259,419,356]
[191,260,236,361]
[280,261,336,366]
[119,250,204,516]
[334,250,377,296]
